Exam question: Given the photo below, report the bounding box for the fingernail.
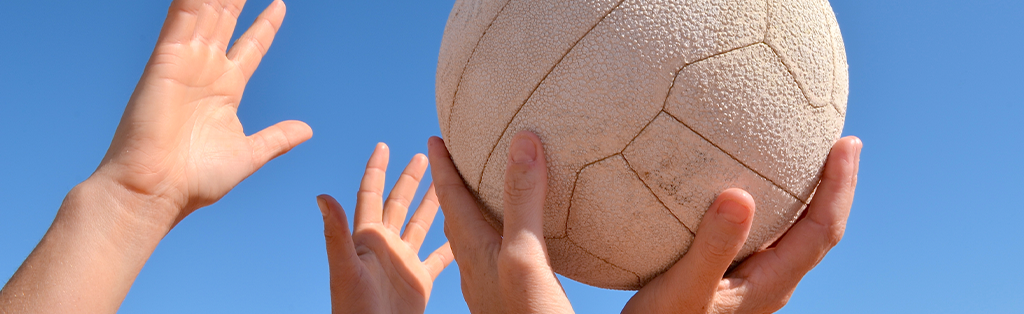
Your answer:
[718,200,749,224]
[316,196,328,219]
[510,136,537,163]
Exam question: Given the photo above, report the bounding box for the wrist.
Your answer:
[0,175,182,312]
[63,175,181,250]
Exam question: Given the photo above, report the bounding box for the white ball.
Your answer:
[436,0,847,290]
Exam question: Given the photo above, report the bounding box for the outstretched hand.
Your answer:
[0,1,311,313]
[317,144,454,314]
[95,0,312,226]
[429,132,575,314]
[623,136,862,313]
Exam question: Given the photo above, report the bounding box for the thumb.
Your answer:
[249,120,314,168]
[501,131,548,245]
[625,189,755,313]
[498,131,574,313]
[316,195,364,298]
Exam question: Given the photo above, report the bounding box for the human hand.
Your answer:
[0,1,311,312]
[316,144,454,314]
[621,136,863,314]
[93,0,312,227]
[428,131,575,314]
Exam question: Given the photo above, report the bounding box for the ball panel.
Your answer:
[623,113,807,260]
[636,0,768,65]
[547,237,642,290]
[666,43,843,202]
[436,0,512,136]
[567,155,694,286]
[825,1,849,115]
[765,0,835,108]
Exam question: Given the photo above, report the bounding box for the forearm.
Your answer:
[0,177,176,313]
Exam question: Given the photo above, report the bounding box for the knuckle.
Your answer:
[421,196,440,209]
[434,188,461,209]
[398,172,424,184]
[503,177,539,205]
[385,195,413,209]
[259,15,281,32]
[443,223,454,239]
[812,219,846,248]
[357,189,384,200]
[824,226,845,248]
[701,232,741,262]
[405,221,428,237]
[498,248,546,274]
[244,36,269,55]
[323,228,337,244]
[768,293,793,312]
[223,2,243,17]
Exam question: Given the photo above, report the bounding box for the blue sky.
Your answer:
[1,0,1022,313]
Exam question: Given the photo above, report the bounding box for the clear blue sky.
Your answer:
[1,0,1022,313]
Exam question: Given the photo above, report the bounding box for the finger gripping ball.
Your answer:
[436,0,847,290]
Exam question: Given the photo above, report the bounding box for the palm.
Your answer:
[348,224,438,312]
[98,0,311,221]
[319,145,452,314]
[148,41,253,205]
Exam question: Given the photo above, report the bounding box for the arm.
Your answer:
[428,131,575,314]
[0,0,311,312]
[315,144,454,314]
[622,136,863,313]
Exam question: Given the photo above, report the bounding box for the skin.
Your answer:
[429,132,574,314]
[316,144,454,314]
[431,132,862,314]
[0,1,452,313]
[623,136,863,314]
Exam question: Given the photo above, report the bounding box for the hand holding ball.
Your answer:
[437,0,847,289]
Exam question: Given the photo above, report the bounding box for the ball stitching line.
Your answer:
[475,0,631,189]
[446,0,515,136]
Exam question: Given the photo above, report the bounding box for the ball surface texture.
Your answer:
[436,0,848,290]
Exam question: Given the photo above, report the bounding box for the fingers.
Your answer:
[158,0,280,75]
[496,131,574,313]
[317,194,363,285]
[158,0,203,44]
[622,189,755,313]
[192,1,222,46]
[776,137,860,272]
[354,143,389,227]
[249,119,313,169]
[211,0,247,52]
[735,136,862,311]
[403,185,440,252]
[160,0,247,49]
[426,137,500,251]
[682,189,756,289]
[423,242,455,281]
[383,154,429,234]
[227,0,286,80]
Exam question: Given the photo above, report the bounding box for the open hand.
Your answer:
[622,136,862,313]
[429,132,575,314]
[94,0,312,226]
[317,144,454,314]
[0,1,311,312]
